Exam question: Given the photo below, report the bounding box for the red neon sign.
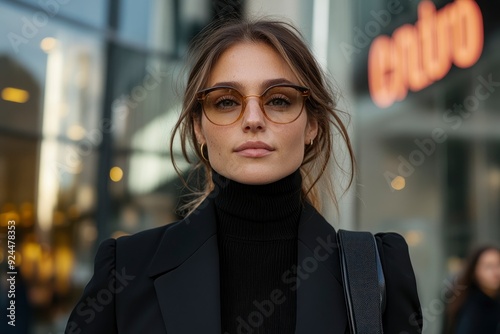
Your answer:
[368,0,484,108]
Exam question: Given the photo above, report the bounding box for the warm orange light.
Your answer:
[67,124,86,141]
[404,230,424,247]
[14,252,22,267]
[390,176,406,191]
[38,250,53,282]
[20,242,42,279]
[54,247,74,294]
[0,211,20,227]
[1,87,30,103]
[40,37,58,53]
[368,0,484,108]
[110,166,123,182]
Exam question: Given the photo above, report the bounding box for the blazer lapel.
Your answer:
[295,203,348,334]
[147,197,221,334]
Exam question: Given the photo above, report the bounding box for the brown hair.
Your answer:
[444,246,500,333]
[170,18,355,215]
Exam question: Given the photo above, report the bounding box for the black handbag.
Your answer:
[337,230,386,334]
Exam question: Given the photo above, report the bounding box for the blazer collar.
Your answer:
[147,196,347,333]
[148,196,218,277]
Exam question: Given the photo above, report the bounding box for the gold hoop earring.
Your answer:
[200,143,209,161]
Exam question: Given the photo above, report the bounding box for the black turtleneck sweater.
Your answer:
[213,170,302,334]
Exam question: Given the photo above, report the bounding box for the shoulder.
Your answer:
[115,221,181,253]
[374,232,423,333]
[374,232,409,250]
[374,232,414,273]
[374,232,418,289]
[92,221,181,274]
[115,221,182,265]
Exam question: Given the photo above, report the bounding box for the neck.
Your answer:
[479,286,499,299]
[212,170,303,240]
[213,170,301,333]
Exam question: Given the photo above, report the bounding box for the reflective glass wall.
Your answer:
[0,0,224,332]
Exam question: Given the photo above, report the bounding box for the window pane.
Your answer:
[118,0,175,52]
[117,0,212,53]
[16,0,109,28]
[0,2,105,139]
[0,135,98,331]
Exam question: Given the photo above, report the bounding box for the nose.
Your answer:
[241,96,266,131]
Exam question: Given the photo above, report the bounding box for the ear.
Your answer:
[193,116,206,144]
[305,117,318,144]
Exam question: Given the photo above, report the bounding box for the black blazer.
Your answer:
[66,198,423,334]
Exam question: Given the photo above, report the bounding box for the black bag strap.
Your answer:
[337,229,386,334]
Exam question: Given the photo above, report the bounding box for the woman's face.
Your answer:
[475,249,500,293]
[194,42,317,185]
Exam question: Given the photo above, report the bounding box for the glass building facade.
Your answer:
[0,0,498,333]
[0,1,229,332]
[351,0,500,332]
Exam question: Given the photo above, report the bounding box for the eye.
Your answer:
[266,94,291,108]
[213,95,240,110]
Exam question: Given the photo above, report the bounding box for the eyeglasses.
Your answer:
[196,83,310,125]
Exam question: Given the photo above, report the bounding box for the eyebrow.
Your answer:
[209,78,297,91]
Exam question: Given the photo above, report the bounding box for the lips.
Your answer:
[234,141,274,158]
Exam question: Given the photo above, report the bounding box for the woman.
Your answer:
[445,246,500,334]
[66,19,422,334]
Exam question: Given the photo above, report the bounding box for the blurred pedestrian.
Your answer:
[444,246,500,334]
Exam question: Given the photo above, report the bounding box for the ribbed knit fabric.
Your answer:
[213,170,302,334]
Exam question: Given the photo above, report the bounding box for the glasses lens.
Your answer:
[200,85,307,125]
[262,86,305,123]
[203,88,242,125]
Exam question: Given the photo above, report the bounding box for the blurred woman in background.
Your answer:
[445,246,500,334]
